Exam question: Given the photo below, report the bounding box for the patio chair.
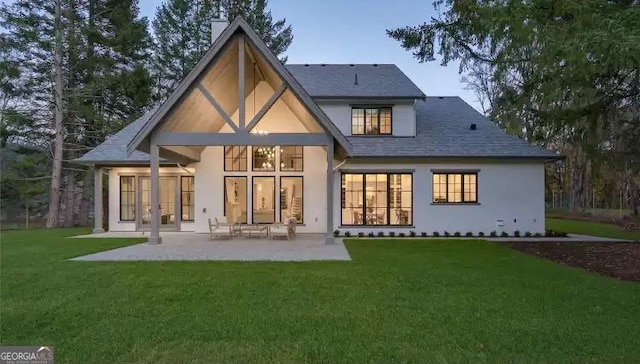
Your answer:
[269,222,289,240]
[208,218,233,240]
[269,218,297,240]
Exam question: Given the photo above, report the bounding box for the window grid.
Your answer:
[341,173,412,226]
[432,173,478,203]
[224,146,247,171]
[280,146,303,171]
[253,146,276,171]
[351,107,392,135]
[180,176,195,221]
[120,176,135,221]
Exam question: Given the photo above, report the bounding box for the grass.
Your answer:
[2,229,640,362]
[546,217,640,241]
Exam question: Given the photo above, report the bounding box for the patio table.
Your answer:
[239,224,269,238]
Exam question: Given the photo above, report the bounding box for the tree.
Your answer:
[151,0,292,101]
[388,0,640,214]
[1,0,153,227]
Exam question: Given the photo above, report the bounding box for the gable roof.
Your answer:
[347,96,560,159]
[74,96,559,165]
[286,64,425,99]
[127,16,352,155]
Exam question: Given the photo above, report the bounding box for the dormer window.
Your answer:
[351,107,392,135]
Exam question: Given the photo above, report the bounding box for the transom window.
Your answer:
[341,173,412,226]
[253,146,276,171]
[280,146,303,171]
[432,172,478,203]
[351,107,392,135]
[224,146,247,171]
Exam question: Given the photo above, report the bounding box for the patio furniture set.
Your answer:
[208,218,297,240]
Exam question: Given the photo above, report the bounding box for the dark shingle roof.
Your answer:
[74,78,559,164]
[347,97,559,159]
[73,108,168,164]
[285,64,425,99]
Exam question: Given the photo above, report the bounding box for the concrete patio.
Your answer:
[69,232,351,261]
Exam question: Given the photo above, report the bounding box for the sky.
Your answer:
[138,0,481,111]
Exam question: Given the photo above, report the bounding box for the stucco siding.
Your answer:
[318,101,416,136]
[333,160,546,235]
[192,146,328,233]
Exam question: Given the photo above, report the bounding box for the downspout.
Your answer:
[333,159,347,171]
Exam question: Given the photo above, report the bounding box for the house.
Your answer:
[74,17,560,244]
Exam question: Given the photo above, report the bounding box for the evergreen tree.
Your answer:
[151,0,293,101]
[0,0,154,227]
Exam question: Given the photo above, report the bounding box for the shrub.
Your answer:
[490,230,497,237]
[465,232,474,237]
[444,231,451,237]
[333,230,340,237]
[545,229,568,238]
[399,232,406,237]
[377,231,385,238]
[524,231,532,237]
[501,231,509,237]
[534,232,542,237]
[409,230,416,237]
[453,232,461,237]
[344,231,351,237]
[433,231,440,237]
[368,232,375,238]
[514,230,521,237]
[358,232,364,237]
[389,231,396,237]
[478,232,485,237]
[421,232,427,237]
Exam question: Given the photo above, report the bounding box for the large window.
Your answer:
[120,176,135,221]
[432,172,478,203]
[224,177,247,223]
[253,177,275,223]
[280,146,303,171]
[181,176,195,221]
[224,146,247,171]
[253,146,276,171]
[351,107,392,135]
[280,177,303,223]
[341,173,412,226]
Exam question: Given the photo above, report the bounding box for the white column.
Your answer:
[148,141,161,244]
[93,167,104,233]
[325,140,335,244]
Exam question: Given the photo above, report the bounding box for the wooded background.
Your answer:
[1,0,638,229]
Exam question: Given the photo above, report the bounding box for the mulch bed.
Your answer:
[506,241,640,282]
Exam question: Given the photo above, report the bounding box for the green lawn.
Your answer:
[2,229,640,363]
[546,217,640,241]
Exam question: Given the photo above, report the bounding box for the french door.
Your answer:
[138,176,178,230]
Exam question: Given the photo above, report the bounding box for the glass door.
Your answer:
[138,176,178,229]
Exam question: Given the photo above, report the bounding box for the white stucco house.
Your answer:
[74,17,560,244]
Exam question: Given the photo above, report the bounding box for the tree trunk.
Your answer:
[78,169,93,226]
[63,170,75,227]
[46,0,65,228]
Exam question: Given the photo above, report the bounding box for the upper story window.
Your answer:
[224,146,247,171]
[351,107,392,135]
[280,146,303,171]
[253,146,276,171]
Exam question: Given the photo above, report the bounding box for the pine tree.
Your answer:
[151,0,292,101]
[1,0,153,227]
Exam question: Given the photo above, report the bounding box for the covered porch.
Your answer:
[70,232,351,261]
[89,18,351,244]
